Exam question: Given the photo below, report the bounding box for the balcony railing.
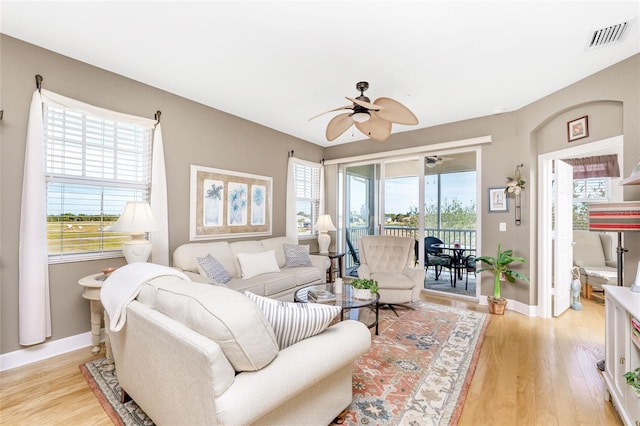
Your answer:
[345,226,477,272]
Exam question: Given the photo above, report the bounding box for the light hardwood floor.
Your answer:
[0,294,622,426]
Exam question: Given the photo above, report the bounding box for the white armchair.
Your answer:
[357,236,425,309]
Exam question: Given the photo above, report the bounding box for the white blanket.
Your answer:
[101,263,190,331]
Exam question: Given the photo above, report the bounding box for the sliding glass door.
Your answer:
[339,150,478,296]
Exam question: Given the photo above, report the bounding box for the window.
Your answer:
[44,103,153,262]
[573,177,610,202]
[293,161,321,237]
[573,177,611,230]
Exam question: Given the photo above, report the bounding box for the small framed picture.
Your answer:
[568,116,588,142]
[488,187,508,212]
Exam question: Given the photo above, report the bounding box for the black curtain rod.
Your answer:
[155,110,161,123]
[35,74,43,92]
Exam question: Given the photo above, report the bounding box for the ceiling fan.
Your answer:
[425,156,453,168]
[309,81,418,142]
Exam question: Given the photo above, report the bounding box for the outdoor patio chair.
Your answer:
[424,236,454,283]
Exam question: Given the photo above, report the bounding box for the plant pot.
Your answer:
[353,288,374,300]
[487,296,507,315]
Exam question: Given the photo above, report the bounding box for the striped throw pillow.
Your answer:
[245,291,341,349]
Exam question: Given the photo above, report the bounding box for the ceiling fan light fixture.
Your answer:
[352,111,370,123]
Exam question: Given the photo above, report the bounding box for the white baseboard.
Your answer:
[0,331,102,371]
[478,297,538,317]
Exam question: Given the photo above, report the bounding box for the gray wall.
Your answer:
[0,35,324,354]
[325,54,640,307]
[1,33,638,355]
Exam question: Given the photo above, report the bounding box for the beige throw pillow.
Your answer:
[237,250,280,279]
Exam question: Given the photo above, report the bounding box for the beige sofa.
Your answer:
[573,230,617,298]
[173,237,330,300]
[107,275,372,426]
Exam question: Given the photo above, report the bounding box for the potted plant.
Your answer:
[350,278,379,300]
[475,244,529,315]
[624,367,640,398]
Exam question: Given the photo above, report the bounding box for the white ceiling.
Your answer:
[2,1,639,147]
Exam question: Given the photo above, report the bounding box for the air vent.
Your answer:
[588,21,629,49]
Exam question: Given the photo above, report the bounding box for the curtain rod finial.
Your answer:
[35,74,43,92]
[154,110,161,123]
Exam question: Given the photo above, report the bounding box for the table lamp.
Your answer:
[588,201,640,289]
[315,214,336,254]
[108,202,160,263]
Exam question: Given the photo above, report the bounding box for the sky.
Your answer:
[351,171,477,215]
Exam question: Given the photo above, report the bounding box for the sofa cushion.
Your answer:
[197,254,232,283]
[245,291,341,349]
[151,280,279,371]
[260,236,296,267]
[173,241,238,278]
[283,244,312,268]
[237,250,280,279]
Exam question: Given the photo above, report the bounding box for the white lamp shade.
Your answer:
[315,215,336,254]
[107,202,160,263]
[315,215,336,232]
[108,202,160,233]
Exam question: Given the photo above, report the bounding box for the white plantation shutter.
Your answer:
[293,160,321,237]
[43,100,153,261]
[573,177,610,202]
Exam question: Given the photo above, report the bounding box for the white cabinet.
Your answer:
[603,285,640,426]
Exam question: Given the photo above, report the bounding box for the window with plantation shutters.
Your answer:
[293,162,321,237]
[44,103,153,262]
[573,177,610,202]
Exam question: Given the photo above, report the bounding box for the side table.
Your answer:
[312,251,345,283]
[78,273,112,361]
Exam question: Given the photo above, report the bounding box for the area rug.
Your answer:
[339,301,488,425]
[80,301,488,426]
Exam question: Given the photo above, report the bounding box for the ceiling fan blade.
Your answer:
[372,97,418,125]
[346,97,382,111]
[309,105,352,121]
[326,113,354,141]
[355,113,392,142]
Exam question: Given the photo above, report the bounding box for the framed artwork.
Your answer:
[567,115,589,142]
[488,187,508,212]
[190,165,272,240]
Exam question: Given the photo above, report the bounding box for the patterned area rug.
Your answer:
[340,301,488,425]
[80,301,488,426]
[80,358,152,425]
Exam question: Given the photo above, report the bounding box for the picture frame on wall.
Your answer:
[567,115,589,142]
[488,187,508,212]
[190,165,272,240]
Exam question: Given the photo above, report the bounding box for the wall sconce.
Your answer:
[506,164,525,225]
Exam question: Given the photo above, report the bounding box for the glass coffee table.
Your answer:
[294,282,379,335]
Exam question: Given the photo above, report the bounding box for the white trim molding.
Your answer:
[478,296,539,317]
[0,330,102,371]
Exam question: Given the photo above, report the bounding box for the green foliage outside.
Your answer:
[47,214,128,254]
[385,199,477,230]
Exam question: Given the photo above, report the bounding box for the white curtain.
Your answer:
[18,89,169,344]
[19,90,51,345]
[285,157,298,242]
[150,124,169,265]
